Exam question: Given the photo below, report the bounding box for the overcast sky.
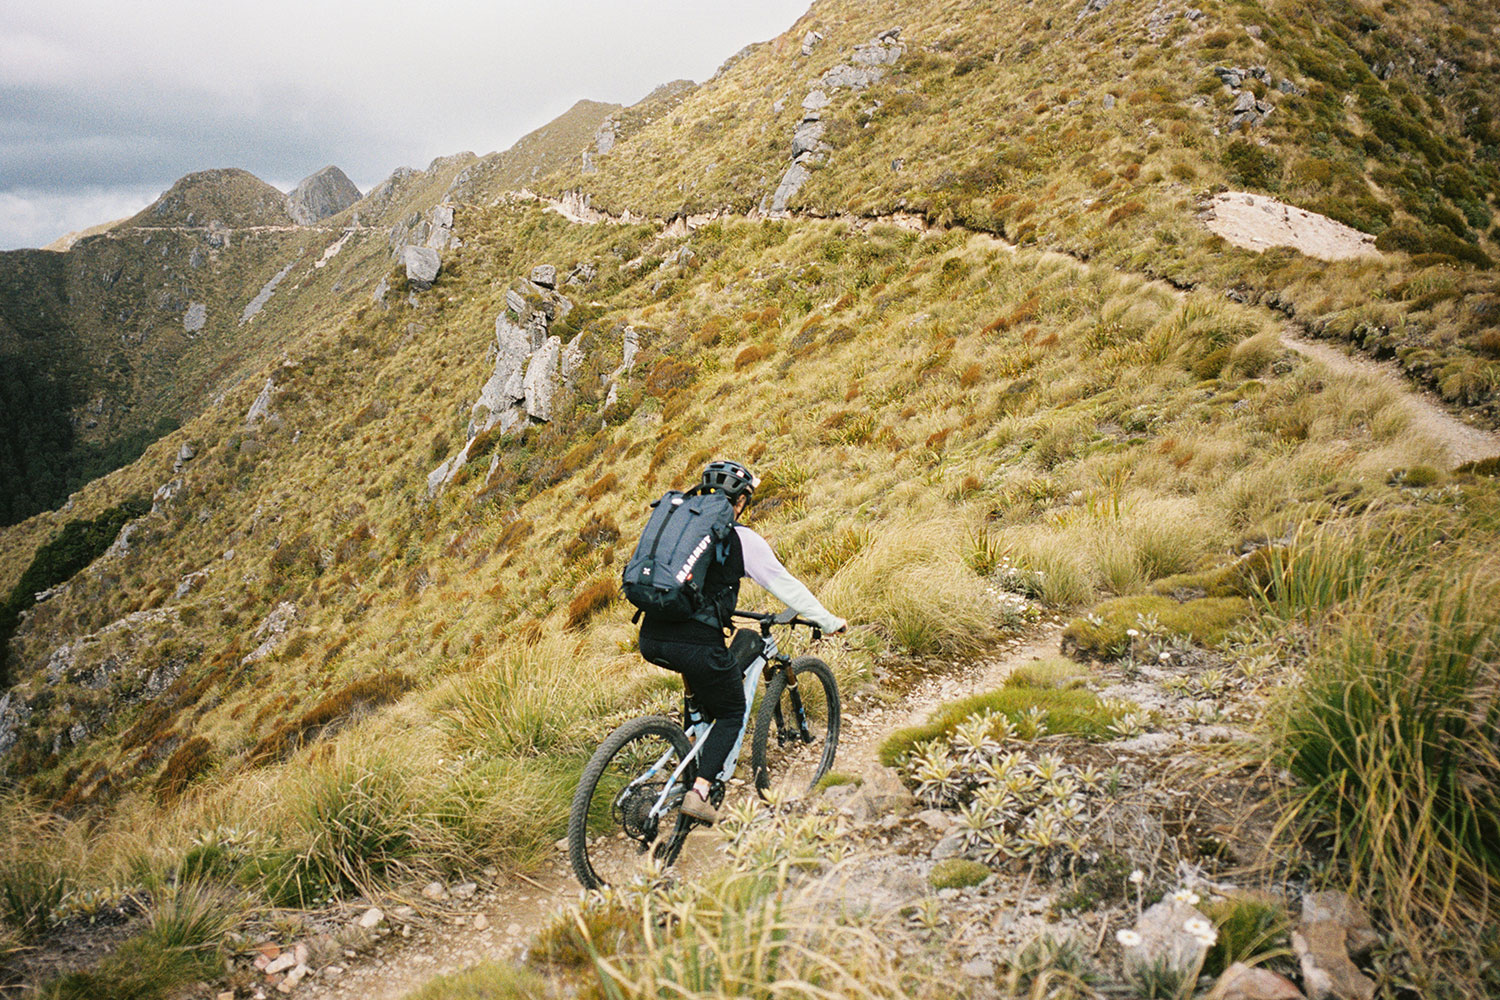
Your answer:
[0,0,811,250]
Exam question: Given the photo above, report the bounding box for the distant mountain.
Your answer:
[126,168,295,229]
[287,166,362,225]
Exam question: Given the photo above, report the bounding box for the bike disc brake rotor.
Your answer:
[614,782,665,843]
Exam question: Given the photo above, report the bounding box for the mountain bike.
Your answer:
[566,608,841,890]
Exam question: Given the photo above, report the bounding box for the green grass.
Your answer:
[1062,595,1250,660]
[879,685,1125,766]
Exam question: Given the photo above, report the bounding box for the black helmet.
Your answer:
[701,459,758,500]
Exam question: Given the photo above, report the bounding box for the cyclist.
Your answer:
[638,459,846,824]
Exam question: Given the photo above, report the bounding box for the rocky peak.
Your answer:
[286,166,362,225]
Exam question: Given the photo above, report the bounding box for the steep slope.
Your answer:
[0,0,1497,995]
[542,0,1500,421]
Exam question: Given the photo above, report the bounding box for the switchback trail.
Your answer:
[526,189,1500,468]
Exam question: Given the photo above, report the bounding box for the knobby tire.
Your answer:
[567,715,694,890]
[749,656,840,799]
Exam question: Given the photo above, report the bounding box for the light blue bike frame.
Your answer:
[634,631,780,823]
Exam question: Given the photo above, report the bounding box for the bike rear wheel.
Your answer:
[749,656,840,800]
[567,716,695,890]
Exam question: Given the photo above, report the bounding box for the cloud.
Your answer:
[0,186,162,250]
[0,0,812,249]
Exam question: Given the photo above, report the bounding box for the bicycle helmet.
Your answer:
[700,459,759,501]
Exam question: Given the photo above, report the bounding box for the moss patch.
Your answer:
[1062,596,1250,660]
[878,685,1124,766]
[930,858,991,890]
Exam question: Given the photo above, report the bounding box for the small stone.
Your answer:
[1301,891,1379,959]
[554,837,570,850]
[421,880,447,901]
[474,913,490,931]
[1218,962,1305,1000]
[961,958,995,978]
[931,830,966,859]
[1103,93,1116,109]
[265,953,297,975]
[284,964,309,987]
[219,992,236,1000]
[293,942,309,966]
[506,922,523,936]
[914,809,954,831]
[323,966,344,980]
[358,907,384,929]
[1293,922,1376,1000]
[451,881,478,900]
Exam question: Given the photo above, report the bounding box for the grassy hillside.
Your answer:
[547,0,1500,422]
[0,0,1497,995]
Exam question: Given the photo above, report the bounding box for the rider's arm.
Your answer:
[735,526,846,633]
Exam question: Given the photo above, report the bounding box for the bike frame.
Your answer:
[633,629,782,825]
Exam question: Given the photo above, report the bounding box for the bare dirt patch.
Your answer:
[1205,192,1379,262]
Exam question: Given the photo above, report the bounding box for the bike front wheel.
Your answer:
[749,656,840,800]
[567,715,695,890]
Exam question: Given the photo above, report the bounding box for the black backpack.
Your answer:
[621,488,736,625]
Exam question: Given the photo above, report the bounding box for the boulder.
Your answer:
[287,165,361,225]
[800,30,823,56]
[1300,892,1379,959]
[766,162,810,214]
[792,118,827,159]
[1292,923,1375,1000]
[506,288,527,316]
[1232,91,1257,113]
[530,264,557,288]
[183,302,207,333]
[561,333,586,387]
[403,246,441,289]
[802,89,830,111]
[1218,962,1305,1000]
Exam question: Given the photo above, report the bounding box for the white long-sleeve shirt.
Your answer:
[736,526,846,633]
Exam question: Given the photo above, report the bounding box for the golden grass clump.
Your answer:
[822,521,998,657]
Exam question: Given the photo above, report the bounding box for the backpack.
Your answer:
[621,488,737,626]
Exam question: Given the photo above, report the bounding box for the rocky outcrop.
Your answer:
[763,28,904,216]
[183,302,207,333]
[246,377,277,425]
[287,166,362,225]
[429,265,628,495]
[241,258,299,324]
[403,246,441,289]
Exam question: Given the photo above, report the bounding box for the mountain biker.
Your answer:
[637,459,846,824]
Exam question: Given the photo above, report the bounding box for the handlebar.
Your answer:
[731,608,823,640]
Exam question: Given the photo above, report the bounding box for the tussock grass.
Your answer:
[41,882,233,1000]
[1276,586,1500,919]
[822,521,998,657]
[441,627,616,759]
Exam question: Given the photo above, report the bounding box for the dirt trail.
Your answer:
[525,189,1498,467]
[295,626,1065,1000]
[1281,328,1500,465]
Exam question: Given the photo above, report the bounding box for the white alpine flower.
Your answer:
[1116,929,1142,947]
[1128,869,1144,884]
[1172,889,1201,906]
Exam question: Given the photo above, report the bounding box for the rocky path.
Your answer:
[282,624,1065,1000]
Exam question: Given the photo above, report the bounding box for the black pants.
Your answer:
[639,630,760,784]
